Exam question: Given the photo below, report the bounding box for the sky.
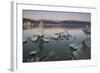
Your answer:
[23,10,91,22]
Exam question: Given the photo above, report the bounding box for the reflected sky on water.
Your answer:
[23,27,91,62]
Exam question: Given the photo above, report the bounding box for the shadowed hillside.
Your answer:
[23,18,91,29]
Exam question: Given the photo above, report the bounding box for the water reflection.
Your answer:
[23,27,91,62]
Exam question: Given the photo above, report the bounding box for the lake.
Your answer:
[23,27,91,62]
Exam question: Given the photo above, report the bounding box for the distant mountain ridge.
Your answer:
[23,18,91,28]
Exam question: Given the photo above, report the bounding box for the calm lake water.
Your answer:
[23,27,91,62]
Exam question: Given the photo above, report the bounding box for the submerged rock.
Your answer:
[31,58,35,62]
[41,51,55,61]
[27,57,40,62]
[23,39,28,44]
[35,57,40,62]
[70,43,82,51]
[82,37,91,49]
[69,43,82,59]
[29,50,38,56]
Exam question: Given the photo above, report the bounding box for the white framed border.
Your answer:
[11,1,97,71]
